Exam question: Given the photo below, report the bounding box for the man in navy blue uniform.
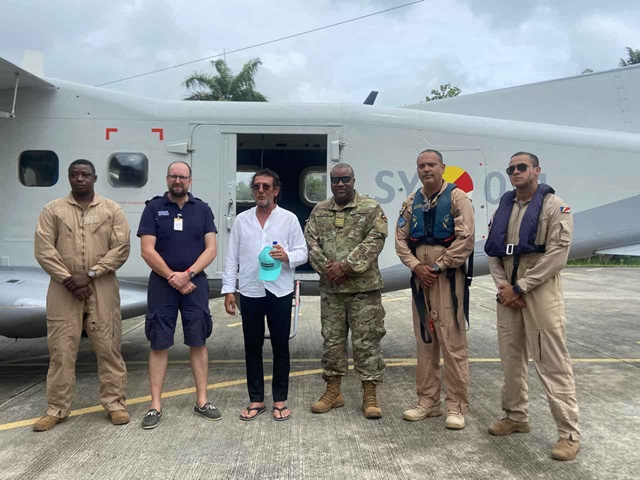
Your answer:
[137,161,219,429]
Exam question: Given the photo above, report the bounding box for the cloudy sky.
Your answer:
[2,0,640,106]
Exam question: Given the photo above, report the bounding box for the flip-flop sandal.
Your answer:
[272,405,291,422]
[239,405,266,421]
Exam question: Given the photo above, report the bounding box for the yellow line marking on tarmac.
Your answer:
[226,322,242,328]
[382,296,409,303]
[1,357,639,431]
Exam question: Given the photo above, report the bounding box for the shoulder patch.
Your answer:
[397,216,406,228]
[560,206,571,214]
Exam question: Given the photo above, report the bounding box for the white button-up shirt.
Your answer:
[221,206,308,298]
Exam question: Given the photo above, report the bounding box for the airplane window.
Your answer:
[302,170,327,205]
[237,169,257,204]
[108,152,148,188]
[18,150,59,187]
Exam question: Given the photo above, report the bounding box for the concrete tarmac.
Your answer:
[0,267,639,480]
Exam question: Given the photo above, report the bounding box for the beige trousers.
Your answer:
[411,266,470,414]
[496,274,579,440]
[45,278,127,418]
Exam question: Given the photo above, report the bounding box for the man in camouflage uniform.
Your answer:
[305,163,388,419]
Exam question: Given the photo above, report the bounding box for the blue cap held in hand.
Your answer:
[258,242,281,281]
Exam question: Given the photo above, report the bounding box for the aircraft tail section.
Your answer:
[406,64,640,134]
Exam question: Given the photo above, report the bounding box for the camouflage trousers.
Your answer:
[320,289,386,383]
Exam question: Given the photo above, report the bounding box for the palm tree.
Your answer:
[619,47,640,67]
[183,58,267,101]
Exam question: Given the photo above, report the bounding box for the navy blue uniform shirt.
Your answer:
[137,192,217,272]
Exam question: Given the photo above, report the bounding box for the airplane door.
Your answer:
[190,125,236,280]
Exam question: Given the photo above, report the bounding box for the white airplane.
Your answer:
[1,55,639,338]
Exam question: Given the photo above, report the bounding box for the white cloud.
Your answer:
[1,0,639,105]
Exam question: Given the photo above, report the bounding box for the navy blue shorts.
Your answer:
[145,272,212,350]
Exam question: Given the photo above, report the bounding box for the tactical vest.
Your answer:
[484,183,555,258]
[409,183,457,252]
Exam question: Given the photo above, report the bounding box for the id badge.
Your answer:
[174,218,183,231]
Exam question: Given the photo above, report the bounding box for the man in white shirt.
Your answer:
[222,169,308,421]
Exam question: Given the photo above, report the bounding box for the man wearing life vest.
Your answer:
[395,149,475,430]
[485,152,580,461]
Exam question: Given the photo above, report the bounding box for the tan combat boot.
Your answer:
[33,415,67,432]
[311,377,345,413]
[110,410,131,425]
[551,437,580,461]
[362,381,382,419]
[488,418,531,436]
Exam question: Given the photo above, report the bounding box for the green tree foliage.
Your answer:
[183,58,267,101]
[236,181,252,203]
[305,174,327,203]
[424,83,461,102]
[619,47,640,67]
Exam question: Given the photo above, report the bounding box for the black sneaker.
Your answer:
[194,402,222,421]
[141,409,162,429]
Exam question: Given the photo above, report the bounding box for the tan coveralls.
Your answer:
[487,192,579,440]
[34,193,130,418]
[395,182,475,414]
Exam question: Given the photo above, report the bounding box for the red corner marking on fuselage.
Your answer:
[105,128,118,140]
[152,128,164,141]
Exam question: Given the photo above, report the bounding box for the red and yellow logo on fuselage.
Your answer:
[443,166,474,197]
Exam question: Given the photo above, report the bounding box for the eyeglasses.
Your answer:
[330,176,353,185]
[251,183,273,192]
[506,163,529,176]
[167,175,190,182]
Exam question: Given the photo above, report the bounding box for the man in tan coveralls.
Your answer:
[485,152,580,461]
[305,163,388,419]
[395,149,475,430]
[33,159,130,431]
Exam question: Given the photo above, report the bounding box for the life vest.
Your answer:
[484,183,555,258]
[407,183,473,343]
[409,183,457,252]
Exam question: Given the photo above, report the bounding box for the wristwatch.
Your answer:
[187,269,196,280]
[87,270,96,280]
[431,263,442,274]
[512,284,524,295]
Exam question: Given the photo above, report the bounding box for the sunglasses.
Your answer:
[251,183,273,192]
[330,176,353,185]
[506,163,529,176]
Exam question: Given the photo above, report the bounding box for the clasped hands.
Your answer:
[167,271,197,295]
[324,261,348,284]
[497,283,526,309]
[413,264,440,289]
[62,273,93,301]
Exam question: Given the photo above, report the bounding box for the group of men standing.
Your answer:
[31,149,580,461]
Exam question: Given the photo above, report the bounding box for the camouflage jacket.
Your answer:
[304,192,387,293]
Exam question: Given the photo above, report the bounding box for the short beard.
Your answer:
[170,188,187,198]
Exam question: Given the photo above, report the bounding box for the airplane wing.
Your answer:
[595,244,640,257]
[0,267,147,339]
[0,57,54,89]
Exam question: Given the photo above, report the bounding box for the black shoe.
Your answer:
[141,409,162,429]
[194,402,222,421]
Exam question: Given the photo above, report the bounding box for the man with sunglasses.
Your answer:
[305,163,388,419]
[222,169,307,421]
[485,152,580,461]
[137,161,219,429]
[395,149,475,430]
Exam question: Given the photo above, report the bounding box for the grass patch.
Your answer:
[568,255,640,267]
